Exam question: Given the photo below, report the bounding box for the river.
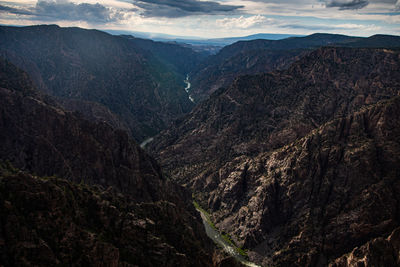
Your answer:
[197,209,261,267]
[140,137,154,148]
[184,74,195,103]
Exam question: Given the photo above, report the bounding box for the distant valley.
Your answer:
[0,25,204,142]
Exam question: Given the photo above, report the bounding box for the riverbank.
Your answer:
[194,202,261,267]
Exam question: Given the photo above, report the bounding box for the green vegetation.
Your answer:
[0,160,18,175]
[238,247,249,257]
[193,199,248,258]
[221,232,235,246]
[221,232,248,257]
[193,200,217,229]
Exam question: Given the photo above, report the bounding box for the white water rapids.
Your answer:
[184,74,195,103]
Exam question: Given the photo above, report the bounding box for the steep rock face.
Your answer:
[190,48,310,102]
[331,227,400,266]
[0,25,195,142]
[149,48,400,265]
[189,34,400,102]
[150,48,400,190]
[0,58,216,265]
[208,97,400,266]
[0,166,213,266]
[0,85,163,202]
[57,98,131,134]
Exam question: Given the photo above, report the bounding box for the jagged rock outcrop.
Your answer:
[0,66,164,202]
[150,47,400,265]
[208,96,400,266]
[0,25,198,142]
[0,164,213,266]
[150,48,400,190]
[0,58,216,266]
[331,227,400,266]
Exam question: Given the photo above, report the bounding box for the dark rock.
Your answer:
[189,33,400,102]
[0,169,213,266]
[150,47,400,266]
[0,58,216,266]
[0,25,200,142]
[331,227,400,266]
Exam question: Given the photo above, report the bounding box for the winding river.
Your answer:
[141,75,258,265]
[184,74,195,103]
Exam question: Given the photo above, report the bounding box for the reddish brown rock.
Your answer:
[150,47,400,266]
[331,227,400,267]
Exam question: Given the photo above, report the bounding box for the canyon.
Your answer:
[1,25,400,266]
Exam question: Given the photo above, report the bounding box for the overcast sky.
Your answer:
[0,0,399,38]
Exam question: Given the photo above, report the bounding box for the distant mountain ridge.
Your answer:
[204,33,305,45]
[189,33,400,102]
[105,29,302,46]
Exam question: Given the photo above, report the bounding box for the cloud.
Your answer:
[0,0,126,23]
[0,5,33,15]
[216,15,273,29]
[132,0,243,18]
[324,0,369,10]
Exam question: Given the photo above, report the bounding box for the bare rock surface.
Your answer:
[150,47,400,265]
[0,58,216,266]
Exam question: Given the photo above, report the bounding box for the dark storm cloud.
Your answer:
[0,1,124,23]
[325,0,369,10]
[35,1,123,22]
[0,5,33,15]
[243,0,395,11]
[132,0,244,18]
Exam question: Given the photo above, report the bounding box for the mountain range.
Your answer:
[106,30,303,46]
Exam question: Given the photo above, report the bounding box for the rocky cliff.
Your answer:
[150,48,400,188]
[208,96,400,266]
[0,164,214,266]
[150,47,400,265]
[0,25,198,142]
[0,58,216,266]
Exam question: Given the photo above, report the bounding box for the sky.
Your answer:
[0,0,399,38]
